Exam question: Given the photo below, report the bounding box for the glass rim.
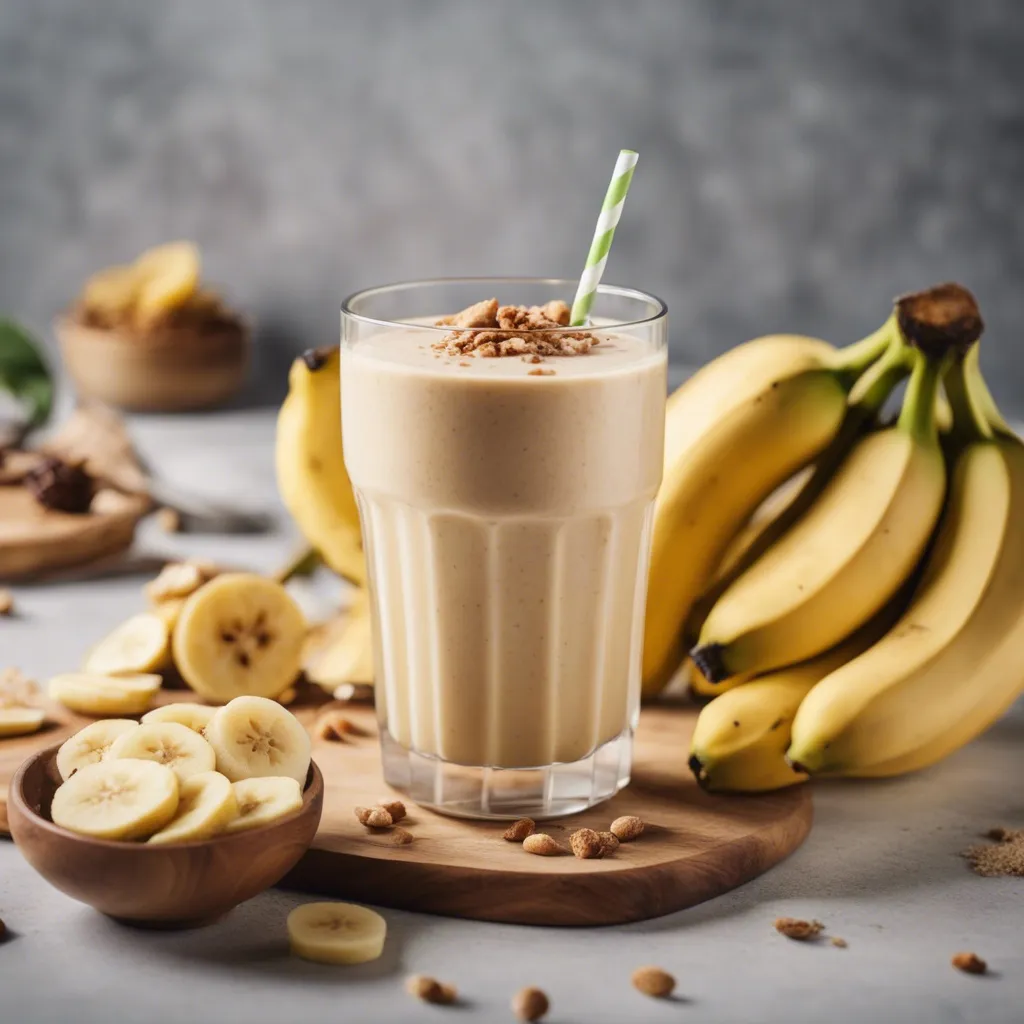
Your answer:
[340,277,668,334]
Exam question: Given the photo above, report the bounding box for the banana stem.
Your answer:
[897,350,948,444]
[848,336,914,420]
[943,346,993,447]
[832,314,899,390]
[964,345,1014,438]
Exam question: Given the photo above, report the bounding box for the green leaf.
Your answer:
[0,318,54,428]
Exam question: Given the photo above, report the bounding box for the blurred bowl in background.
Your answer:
[56,315,249,413]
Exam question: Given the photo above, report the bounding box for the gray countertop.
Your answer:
[1,408,1022,1024]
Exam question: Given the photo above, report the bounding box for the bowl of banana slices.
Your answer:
[7,695,323,928]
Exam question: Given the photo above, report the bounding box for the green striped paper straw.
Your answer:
[569,149,639,326]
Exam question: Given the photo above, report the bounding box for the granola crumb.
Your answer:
[775,917,825,941]
[570,828,605,860]
[964,826,1024,876]
[599,831,620,853]
[390,827,415,846]
[952,952,987,975]
[512,986,549,1022]
[631,966,676,998]
[831,937,848,948]
[355,806,393,829]
[0,590,13,616]
[522,833,567,857]
[458,361,471,367]
[610,815,645,842]
[405,975,456,1004]
[378,798,406,822]
[528,368,556,377]
[156,507,182,533]
[504,818,536,842]
[433,298,597,358]
[316,711,364,742]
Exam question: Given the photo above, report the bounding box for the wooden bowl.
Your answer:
[7,746,323,928]
[55,316,249,412]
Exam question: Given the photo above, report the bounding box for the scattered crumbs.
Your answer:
[952,952,987,975]
[831,937,848,949]
[459,361,471,367]
[774,917,825,941]
[964,826,1024,877]
[528,368,556,377]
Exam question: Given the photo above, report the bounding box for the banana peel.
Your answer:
[275,347,367,585]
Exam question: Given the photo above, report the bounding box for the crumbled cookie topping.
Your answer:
[434,299,598,358]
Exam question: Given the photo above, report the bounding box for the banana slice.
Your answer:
[81,264,140,320]
[51,758,179,841]
[133,241,200,323]
[49,673,162,716]
[56,719,139,780]
[152,598,186,632]
[83,613,170,676]
[108,721,216,782]
[173,574,306,702]
[141,702,215,734]
[287,902,387,965]
[147,770,238,844]
[0,706,45,738]
[205,695,311,784]
[224,776,302,833]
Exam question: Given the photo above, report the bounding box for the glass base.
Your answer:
[380,727,633,820]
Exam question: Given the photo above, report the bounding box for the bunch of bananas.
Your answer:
[275,347,374,693]
[683,283,1024,791]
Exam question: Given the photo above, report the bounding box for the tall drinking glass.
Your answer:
[341,279,667,818]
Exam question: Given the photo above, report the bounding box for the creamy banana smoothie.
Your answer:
[341,280,667,817]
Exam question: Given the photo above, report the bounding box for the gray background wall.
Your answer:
[1,0,1021,409]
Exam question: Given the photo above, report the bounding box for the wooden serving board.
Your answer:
[1,689,812,927]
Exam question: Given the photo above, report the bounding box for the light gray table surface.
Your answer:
[1,406,1022,1024]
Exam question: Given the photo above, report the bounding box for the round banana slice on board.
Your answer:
[141,702,215,734]
[287,902,387,965]
[224,777,302,833]
[48,672,162,716]
[172,574,306,703]
[0,706,45,738]
[147,771,238,844]
[56,719,139,780]
[107,721,216,783]
[83,613,171,676]
[51,758,179,841]
[205,695,311,784]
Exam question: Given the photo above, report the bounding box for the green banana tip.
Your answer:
[895,282,984,360]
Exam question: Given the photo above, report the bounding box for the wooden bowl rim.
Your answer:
[53,313,252,347]
[9,744,323,852]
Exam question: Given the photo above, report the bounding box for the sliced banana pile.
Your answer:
[44,564,308,717]
[49,696,311,844]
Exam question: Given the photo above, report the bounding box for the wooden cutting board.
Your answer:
[1,690,812,926]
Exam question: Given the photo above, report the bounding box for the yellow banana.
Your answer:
[641,323,894,697]
[275,347,367,584]
[691,285,982,683]
[792,345,1024,777]
[689,585,914,792]
[685,340,916,642]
